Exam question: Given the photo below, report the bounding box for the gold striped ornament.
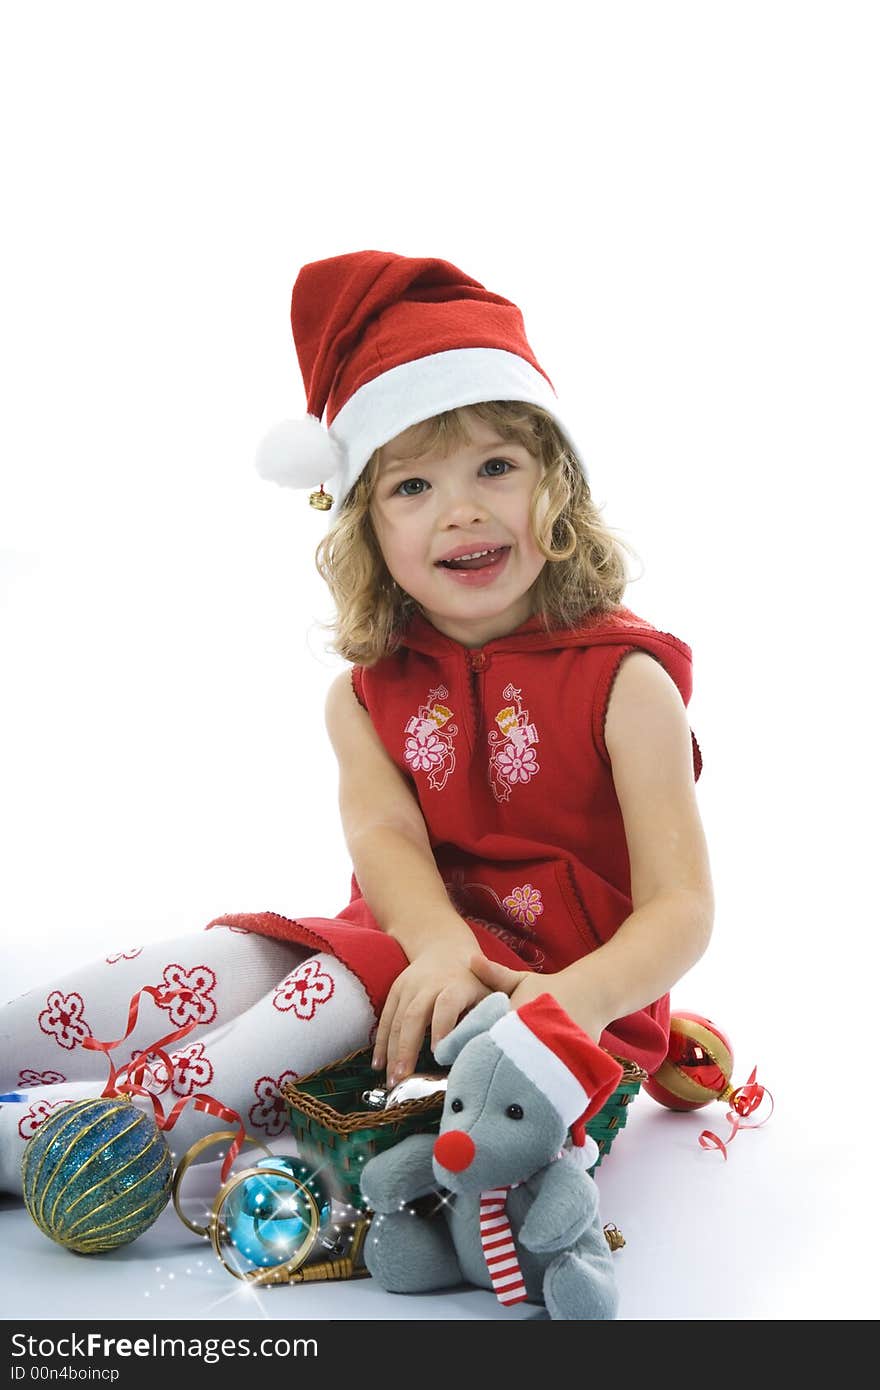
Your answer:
[21,1097,171,1253]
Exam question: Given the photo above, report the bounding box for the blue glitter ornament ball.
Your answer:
[223,1155,332,1270]
[21,1097,172,1253]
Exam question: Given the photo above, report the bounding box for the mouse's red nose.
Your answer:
[433,1129,475,1172]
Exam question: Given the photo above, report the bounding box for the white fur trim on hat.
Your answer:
[256,347,587,521]
[329,347,583,519]
[489,1011,588,1128]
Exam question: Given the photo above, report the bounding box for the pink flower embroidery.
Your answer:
[18,1098,74,1141]
[249,1070,300,1137]
[503,883,545,927]
[487,684,541,802]
[402,687,457,790]
[494,742,540,785]
[38,991,93,1051]
[105,947,143,963]
[153,965,218,1027]
[404,730,447,772]
[273,959,335,1020]
[18,1068,67,1087]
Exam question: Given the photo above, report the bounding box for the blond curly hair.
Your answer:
[314,401,637,666]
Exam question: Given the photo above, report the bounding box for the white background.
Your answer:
[1,0,877,1322]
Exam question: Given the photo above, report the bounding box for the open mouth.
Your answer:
[436,546,511,571]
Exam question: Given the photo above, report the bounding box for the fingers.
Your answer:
[387,997,432,1085]
[372,985,432,1085]
[371,981,400,1072]
[430,981,487,1053]
[468,953,527,995]
[380,985,475,1085]
[373,958,502,1085]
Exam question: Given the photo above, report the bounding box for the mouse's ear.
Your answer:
[434,992,511,1066]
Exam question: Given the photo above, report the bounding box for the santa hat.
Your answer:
[489,994,623,1152]
[256,250,587,519]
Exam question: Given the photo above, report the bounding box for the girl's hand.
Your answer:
[468,954,547,1010]
[372,943,491,1086]
[469,955,607,1044]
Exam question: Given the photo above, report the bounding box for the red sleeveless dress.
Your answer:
[207,606,702,1074]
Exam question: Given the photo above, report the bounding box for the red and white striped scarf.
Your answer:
[479,1186,527,1306]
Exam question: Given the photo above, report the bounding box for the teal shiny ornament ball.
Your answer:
[223,1155,332,1270]
[21,1097,172,1253]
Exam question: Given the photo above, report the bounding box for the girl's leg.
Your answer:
[1,952,376,1196]
[1,924,308,1090]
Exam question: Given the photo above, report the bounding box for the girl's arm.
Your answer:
[472,651,714,1041]
[325,671,490,1081]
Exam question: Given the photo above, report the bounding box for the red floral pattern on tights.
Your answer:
[152,965,218,1027]
[18,1098,74,1141]
[272,960,335,1020]
[119,1042,215,1098]
[249,1071,300,1137]
[37,991,93,1051]
[18,1068,67,1087]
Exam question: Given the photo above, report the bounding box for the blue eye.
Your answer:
[393,458,512,497]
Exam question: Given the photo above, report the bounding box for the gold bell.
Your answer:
[603,1222,626,1252]
[309,485,333,511]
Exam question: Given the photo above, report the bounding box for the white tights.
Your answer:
[0,925,377,1195]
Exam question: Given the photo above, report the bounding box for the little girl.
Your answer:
[0,251,713,1209]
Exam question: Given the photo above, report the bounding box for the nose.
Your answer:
[435,478,489,528]
[433,1129,475,1172]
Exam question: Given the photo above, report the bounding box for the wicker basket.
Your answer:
[283,1043,646,1212]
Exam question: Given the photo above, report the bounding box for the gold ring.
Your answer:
[209,1164,321,1283]
[171,1129,273,1237]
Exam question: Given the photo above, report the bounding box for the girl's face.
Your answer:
[369,418,549,648]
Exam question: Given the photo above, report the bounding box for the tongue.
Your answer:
[447,549,504,571]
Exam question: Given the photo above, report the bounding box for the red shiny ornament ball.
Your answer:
[644,1011,735,1111]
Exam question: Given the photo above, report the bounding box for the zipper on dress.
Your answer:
[466,650,489,734]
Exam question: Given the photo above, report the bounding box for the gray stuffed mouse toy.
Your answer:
[361,990,623,1319]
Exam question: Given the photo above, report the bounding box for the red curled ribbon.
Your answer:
[81,986,247,1183]
[698,1066,775,1160]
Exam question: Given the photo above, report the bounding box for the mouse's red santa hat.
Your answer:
[490,994,623,1160]
[256,250,587,519]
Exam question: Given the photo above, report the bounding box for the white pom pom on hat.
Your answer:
[255,415,345,490]
[257,250,588,520]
